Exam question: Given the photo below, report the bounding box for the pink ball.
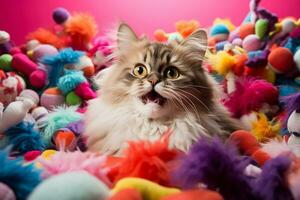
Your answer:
[40,88,65,110]
[29,69,47,88]
[232,38,243,46]
[12,53,37,76]
[19,89,40,106]
[0,182,16,200]
[242,34,261,52]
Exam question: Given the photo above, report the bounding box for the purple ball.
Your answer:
[52,7,70,24]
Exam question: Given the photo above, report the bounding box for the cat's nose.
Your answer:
[147,74,159,86]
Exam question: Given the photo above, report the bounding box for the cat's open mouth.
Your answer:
[141,90,166,106]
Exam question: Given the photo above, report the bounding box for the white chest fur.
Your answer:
[84,97,212,155]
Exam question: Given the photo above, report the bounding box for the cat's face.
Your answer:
[100,23,214,119]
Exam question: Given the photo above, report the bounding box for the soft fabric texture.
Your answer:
[175,138,254,200]
[42,48,84,87]
[0,150,41,200]
[41,106,82,146]
[28,171,109,200]
[57,70,86,95]
[109,131,178,186]
[5,122,45,155]
[39,151,111,186]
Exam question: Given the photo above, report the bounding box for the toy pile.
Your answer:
[1,0,300,199]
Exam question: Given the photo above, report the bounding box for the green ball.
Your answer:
[66,91,82,105]
[0,54,13,71]
[255,19,268,39]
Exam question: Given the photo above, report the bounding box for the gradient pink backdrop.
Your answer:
[0,0,299,45]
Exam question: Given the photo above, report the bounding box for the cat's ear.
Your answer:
[177,29,208,60]
[117,23,138,50]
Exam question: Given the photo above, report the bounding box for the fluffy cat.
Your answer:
[84,23,241,155]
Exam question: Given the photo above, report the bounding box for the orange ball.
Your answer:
[229,130,260,155]
[54,129,76,150]
[252,149,271,166]
[268,47,295,74]
[238,23,255,39]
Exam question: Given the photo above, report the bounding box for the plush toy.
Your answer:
[281,92,300,156]
[28,171,109,200]
[112,177,180,200]
[26,28,65,49]
[64,13,98,51]
[0,150,41,200]
[40,106,82,146]
[3,122,45,155]
[89,36,113,71]
[0,71,26,106]
[175,137,255,200]
[108,131,178,186]
[57,70,96,104]
[0,89,38,133]
[38,151,111,186]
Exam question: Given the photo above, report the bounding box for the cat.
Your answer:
[84,23,241,155]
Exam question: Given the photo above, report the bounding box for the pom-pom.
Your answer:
[5,122,45,155]
[175,137,254,200]
[251,113,281,143]
[26,28,65,49]
[39,151,111,186]
[253,156,293,200]
[42,48,84,87]
[57,70,86,94]
[175,20,200,38]
[0,182,16,200]
[110,131,178,186]
[41,106,82,145]
[223,77,278,118]
[65,13,98,50]
[66,91,83,106]
[209,51,235,76]
[0,150,41,200]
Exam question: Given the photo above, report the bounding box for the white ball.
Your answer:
[294,49,300,71]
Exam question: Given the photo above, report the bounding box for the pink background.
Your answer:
[0,0,299,45]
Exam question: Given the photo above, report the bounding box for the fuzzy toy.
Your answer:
[251,113,281,142]
[223,77,279,118]
[26,28,65,49]
[42,48,84,87]
[0,150,41,200]
[175,137,255,200]
[65,13,98,51]
[4,122,45,155]
[38,151,111,186]
[253,155,294,200]
[109,131,178,186]
[41,106,82,146]
[0,96,34,133]
[57,70,96,101]
[175,20,200,38]
[229,130,271,166]
[161,189,224,200]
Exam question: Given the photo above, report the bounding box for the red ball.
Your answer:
[268,47,295,74]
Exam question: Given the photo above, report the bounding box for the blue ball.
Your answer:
[210,24,230,36]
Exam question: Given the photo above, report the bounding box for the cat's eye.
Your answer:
[164,66,180,79]
[133,64,148,78]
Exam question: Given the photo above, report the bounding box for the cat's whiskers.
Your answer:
[163,87,201,122]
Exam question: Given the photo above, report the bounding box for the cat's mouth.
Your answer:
[141,90,166,106]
